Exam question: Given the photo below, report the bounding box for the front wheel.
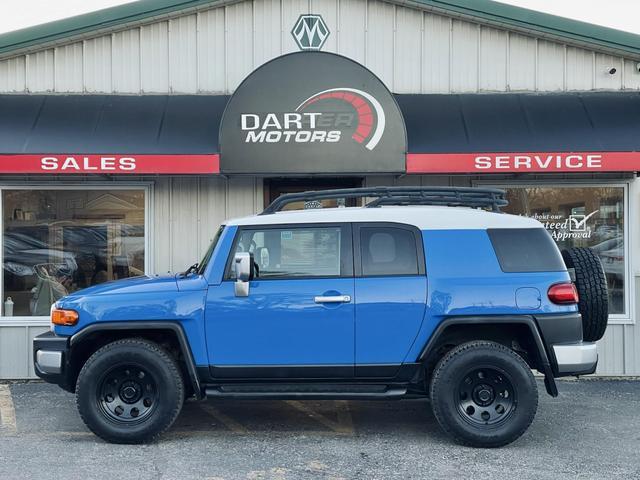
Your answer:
[429,340,538,448]
[76,338,184,444]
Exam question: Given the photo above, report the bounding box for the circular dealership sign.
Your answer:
[219,51,406,174]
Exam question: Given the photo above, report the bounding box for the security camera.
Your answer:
[607,67,617,75]
[636,62,640,73]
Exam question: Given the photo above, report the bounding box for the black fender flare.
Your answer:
[70,321,202,399]
[418,315,558,397]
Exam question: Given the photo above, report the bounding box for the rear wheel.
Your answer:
[561,247,608,342]
[76,338,184,444]
[430,341,538,448]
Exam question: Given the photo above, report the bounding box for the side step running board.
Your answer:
[204,385,408,400]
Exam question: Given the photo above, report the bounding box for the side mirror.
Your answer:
[233,252,253,296]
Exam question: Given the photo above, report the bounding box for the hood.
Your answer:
[64,275,178,297]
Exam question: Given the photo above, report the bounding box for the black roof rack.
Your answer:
[261,186,508,215]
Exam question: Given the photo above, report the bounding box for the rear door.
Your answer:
[205,223,355,377]
[353,223,427,376]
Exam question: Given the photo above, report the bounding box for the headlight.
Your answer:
[51,308,79,326]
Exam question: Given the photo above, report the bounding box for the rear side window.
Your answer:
[488,228,566,273]
[360,226,420,276]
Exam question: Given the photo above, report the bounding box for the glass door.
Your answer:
[265,177,363,211]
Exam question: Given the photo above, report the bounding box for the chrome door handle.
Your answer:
[314,295,351,303]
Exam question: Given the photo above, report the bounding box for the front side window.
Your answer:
[359,226,420,276]
[230,226,347,278]
[3,189,145,317]
[497,186,625,316]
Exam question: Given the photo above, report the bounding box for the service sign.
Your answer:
[219,51,406,174]
[406,152,640,174]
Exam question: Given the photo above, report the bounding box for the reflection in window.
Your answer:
[233,227,342,278]
[500,186,624,315]
[3,190,145,316]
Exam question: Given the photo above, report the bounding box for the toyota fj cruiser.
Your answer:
[33,187,608,447]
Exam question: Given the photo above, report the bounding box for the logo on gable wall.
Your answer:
[292,15,330,50]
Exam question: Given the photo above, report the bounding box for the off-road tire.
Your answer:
[561,247,609,342]
[429,341,538,448]
[76,338,184,444]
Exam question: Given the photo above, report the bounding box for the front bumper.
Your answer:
[33,331,73,391]
[553,342,598,375]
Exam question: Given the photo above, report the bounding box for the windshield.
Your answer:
[196,225,224,275]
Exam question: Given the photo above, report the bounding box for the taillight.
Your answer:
[51,308,79,326]
[548,283,579,304]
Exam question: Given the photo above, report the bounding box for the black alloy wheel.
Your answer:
[98,364,158,424]
[455,366,516,427]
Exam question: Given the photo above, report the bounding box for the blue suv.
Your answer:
[33,187,608,447]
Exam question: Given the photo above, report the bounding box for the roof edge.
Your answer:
[0,0,225,56]
[411,0,640,57]
[0,0,639,58]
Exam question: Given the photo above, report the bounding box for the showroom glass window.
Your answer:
[497,186,625,316]
[2,189,145,317]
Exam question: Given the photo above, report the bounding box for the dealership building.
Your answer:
[1,0,640,378]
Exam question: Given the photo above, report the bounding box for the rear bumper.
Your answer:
[535,312,598,377]
[553,342,598,375]
[33,331,73,392]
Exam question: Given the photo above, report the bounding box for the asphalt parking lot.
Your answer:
[0,379,639,480]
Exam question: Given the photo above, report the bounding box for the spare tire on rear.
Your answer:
[561,247,608,342]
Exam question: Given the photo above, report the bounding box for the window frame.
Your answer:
[475,179,633,325]
[223,222,354,281]
[0,182,152,325]
[353,222,426,278]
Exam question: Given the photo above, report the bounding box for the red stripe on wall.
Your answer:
[0,154,220,174]
[406,152,640,173]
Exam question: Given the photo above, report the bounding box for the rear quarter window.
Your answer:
[487,228,566,273]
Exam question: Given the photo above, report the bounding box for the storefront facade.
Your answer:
[1,0,640,378]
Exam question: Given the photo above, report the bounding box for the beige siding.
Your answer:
[0,56,25,92]
[140,22,169,92]
[197,8,226,92]
[3,0,639,94]
[507,33,535,91]
[169,16,198,93]
[0,325,49,379]
[152,176,263,274]
[83,36,112,92]
[26,49,54,92]
[112,29,141,93]
[54,43,83,92]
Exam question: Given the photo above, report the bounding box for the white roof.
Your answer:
[227,206,542,230]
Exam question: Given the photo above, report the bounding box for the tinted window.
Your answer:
[360,227,419,276]
[231,226,346,278]
[488,228,566,272]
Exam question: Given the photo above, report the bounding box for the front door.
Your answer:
[205,223,355,377]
